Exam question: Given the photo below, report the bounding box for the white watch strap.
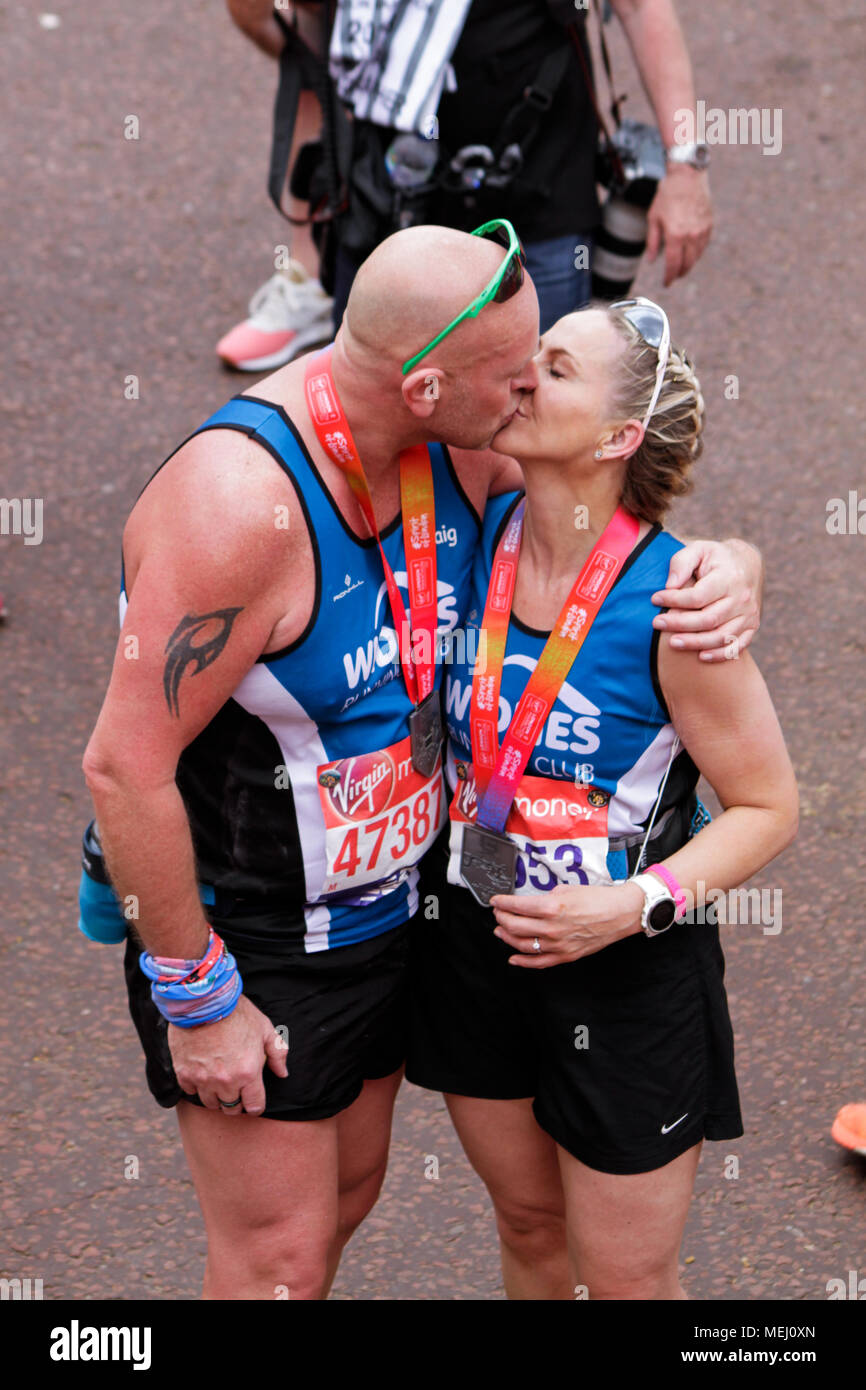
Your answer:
[666,142,709,168]
[631,872,674,933]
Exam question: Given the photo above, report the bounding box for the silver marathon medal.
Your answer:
[409,690,443,778]
[460,823,518,907]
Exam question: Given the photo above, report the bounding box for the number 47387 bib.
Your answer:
[315,733,445,902]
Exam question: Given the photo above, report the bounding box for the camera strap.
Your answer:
[269,5,351,228]
[490,42,573,167]
[565,0,626,183]
[591,0,625,129]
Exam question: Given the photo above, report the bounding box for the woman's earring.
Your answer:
[594,447,603,459]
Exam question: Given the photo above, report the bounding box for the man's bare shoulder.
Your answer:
[127,428,306,553]
[448,446,524,510]
[122,426,314,649]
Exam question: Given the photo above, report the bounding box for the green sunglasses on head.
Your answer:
[401,218,526,376]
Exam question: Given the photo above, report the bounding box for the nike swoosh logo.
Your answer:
[661,1113,689,1134]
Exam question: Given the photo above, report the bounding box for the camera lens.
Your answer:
[385,133,439,190]
[591,188,652,300]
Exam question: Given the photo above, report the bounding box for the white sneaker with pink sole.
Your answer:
[217,261,334,372]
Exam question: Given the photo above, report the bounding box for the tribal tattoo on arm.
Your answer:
[162,607,244,716]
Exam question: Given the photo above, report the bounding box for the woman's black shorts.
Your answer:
[124,899,409,1123]
[406,838,743,1175]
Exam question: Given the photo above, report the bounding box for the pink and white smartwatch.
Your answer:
[631,863,687,937]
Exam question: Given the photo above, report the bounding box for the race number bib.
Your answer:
[448,763,612,894]
[316,734,445,898]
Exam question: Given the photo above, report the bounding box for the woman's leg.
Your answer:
[557,1140,702,1300]
[445,1094,572,1300]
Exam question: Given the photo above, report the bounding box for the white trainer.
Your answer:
[217,261,334,371]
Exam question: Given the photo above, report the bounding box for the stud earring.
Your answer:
[594,447,603,459]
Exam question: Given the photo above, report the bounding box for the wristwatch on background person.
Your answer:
[631,871,679,937]
[666,141,711,171]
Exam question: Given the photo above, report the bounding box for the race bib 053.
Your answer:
[448,763,612,894]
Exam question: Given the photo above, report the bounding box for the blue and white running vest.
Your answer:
[119,394,480,950]
[444,491,706,892]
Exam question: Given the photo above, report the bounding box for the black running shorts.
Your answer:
[124,900,409,1122]
[407,839,743,1174]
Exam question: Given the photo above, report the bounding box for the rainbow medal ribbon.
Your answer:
[304,349,442,776]
[461,498,640,906]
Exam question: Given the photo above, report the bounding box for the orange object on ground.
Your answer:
[832,1103,866,1155]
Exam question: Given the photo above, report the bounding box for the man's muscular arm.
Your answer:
[82,433,306,1112]
[83,433,298,958]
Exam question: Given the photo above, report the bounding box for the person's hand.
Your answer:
[645,167,712,286]
[489,881,644,968]
[652,538,763,663]
[167,993,289,1116]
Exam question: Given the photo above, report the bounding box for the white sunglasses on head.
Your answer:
[610,296,671,432]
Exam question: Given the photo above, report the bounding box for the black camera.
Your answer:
[592,119,666,300]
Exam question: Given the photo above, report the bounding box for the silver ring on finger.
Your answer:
[531,937,541,953]
[218,1096,243,1110]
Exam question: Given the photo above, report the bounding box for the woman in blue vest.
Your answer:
[407,298,798,1300]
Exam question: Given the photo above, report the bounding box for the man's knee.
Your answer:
[209,1215,337,1300]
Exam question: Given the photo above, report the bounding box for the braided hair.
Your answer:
[605,304,705,525]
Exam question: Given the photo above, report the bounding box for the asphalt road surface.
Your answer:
[1,0,864,1301]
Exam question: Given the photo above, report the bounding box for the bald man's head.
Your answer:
[335,224,540,451]
[343,224,536,374]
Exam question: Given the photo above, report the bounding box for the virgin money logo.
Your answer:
[456,774,477,819]
[320,751,395,822]
[513,693,547,744]
[490,560,513,611]
[577,553,616,602]
[409,557,434,607]
[309,374,339,424]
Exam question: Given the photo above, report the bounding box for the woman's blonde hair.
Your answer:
[604,304,705,524]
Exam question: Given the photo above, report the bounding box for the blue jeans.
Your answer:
[332,232,594,336]
[523,232,594,334]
